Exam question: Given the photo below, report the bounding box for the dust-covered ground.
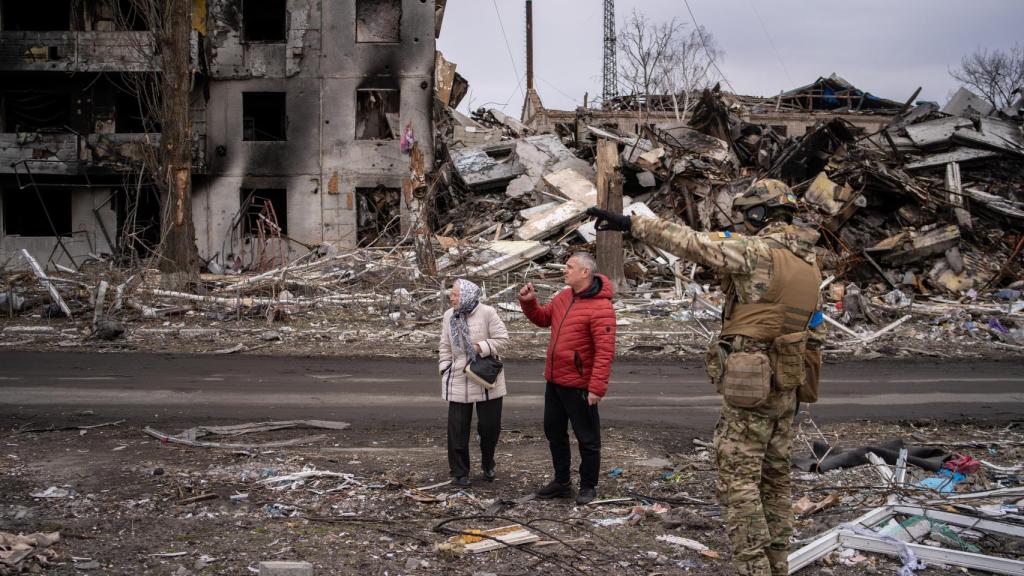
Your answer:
[1,412,1022,575]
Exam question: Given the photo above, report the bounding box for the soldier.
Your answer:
[586,179,824,576]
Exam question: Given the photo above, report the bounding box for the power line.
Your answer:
[682,0,736,94]
[747,0,794,87]
[492,0,524,103]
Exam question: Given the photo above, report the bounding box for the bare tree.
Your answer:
[950,44,1024,109]
[617,10,723,119]
[657,26,723,122]
[117,0,201,291]
[617,10,679,111]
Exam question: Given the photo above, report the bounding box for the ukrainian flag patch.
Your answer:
[717,231,732,238]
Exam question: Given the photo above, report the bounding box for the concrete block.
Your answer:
[259,561,313,576]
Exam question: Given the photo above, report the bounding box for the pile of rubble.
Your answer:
[1,85,1022,358]
[433,83,1024,354]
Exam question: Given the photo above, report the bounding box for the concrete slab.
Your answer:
[259,561,313,576]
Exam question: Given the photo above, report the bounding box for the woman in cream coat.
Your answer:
[438,279,509,487]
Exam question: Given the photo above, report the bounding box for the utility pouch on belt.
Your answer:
[721,352,771,408]
[769,331,807,392]
[799,347,822,403]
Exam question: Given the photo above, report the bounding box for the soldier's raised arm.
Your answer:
[585,208,770,275]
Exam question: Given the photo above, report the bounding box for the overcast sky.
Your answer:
[437,0,1024,115]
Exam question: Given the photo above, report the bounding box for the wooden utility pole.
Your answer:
[595,139,624,290]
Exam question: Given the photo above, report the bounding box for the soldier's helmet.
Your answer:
[732,179,798,211]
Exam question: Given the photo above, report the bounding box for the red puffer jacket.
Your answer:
[519,274,617,397]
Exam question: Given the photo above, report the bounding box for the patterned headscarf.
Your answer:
[449,278,482,362]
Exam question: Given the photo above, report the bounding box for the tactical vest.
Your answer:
[720,242,822,343]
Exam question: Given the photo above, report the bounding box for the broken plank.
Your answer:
[543,168,597,204]
[516,200,587,241]
[904,147,999,170]
[904,116,972,148]
[144,427,329,449]
[20,249,72,318]
[188,420,351,437]
[859,315,912,345]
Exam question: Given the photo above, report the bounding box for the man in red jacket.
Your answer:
[519,251,616,504]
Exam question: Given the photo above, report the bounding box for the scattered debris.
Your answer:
[144,420,350,450]
[0,532,60,572]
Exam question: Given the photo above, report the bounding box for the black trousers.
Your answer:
[447,397,503,478]
[544,382,601,489]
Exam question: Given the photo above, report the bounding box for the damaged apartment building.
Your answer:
[0,0,445,270]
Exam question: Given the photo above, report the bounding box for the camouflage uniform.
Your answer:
[631,215,824,576]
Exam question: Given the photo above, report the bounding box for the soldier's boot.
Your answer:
[766,546,788,576]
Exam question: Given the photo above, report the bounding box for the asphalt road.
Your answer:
[1,352,1022,432]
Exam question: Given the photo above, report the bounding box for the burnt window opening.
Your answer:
[356,0,401,43]
[1,90,73,132]
[242,92,287,141]
[1,0,71,31]
[770,125,788,137]
[356,186,400,246]
[115,186,160,257]
[3,188,72,237]
[115,0,148,31]
[243,0,286,43]
[239,188,287,236]
[115,90,151,132]
[355,89,399,140]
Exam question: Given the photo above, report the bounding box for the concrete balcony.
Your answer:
[1,132,207,175]
[0,31,157,72]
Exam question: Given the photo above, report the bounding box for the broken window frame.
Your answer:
[354,0,402,44]
[355,88,399,141]
[1,89,74,133]
[2,187,73,237]
[355,185,401,247]
[789,503,1024,574]
[239,188,288,237]
[241,0,287,44]
[242,92,287,142]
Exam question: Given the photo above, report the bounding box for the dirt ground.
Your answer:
[2,412,1021,575]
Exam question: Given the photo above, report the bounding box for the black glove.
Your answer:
[586,207,631,232]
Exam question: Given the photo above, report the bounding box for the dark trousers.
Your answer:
[447,397,503,478]
[544,382,601,489]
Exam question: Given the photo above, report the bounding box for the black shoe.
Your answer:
[483,468,496,482]
[453,476,471,487]
[576,487,597,505]
[535,480,572,499]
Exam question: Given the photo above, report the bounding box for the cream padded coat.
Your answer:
[438,304,509,403]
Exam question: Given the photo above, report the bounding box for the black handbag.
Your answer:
[464,355,503,389]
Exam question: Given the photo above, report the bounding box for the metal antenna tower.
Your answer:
[602,0,616,104]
